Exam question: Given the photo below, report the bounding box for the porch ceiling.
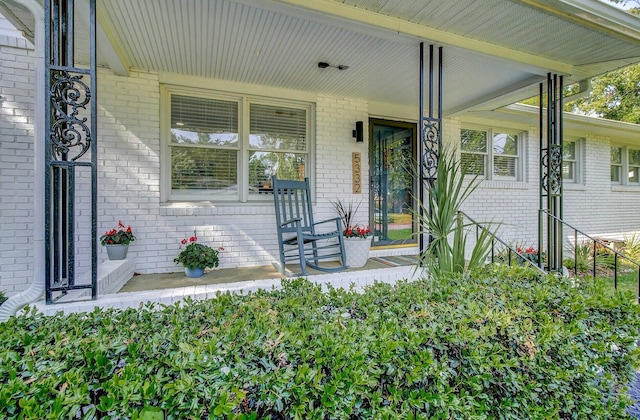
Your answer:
[4,0,640,114]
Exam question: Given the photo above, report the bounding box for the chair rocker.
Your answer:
[272,176,348,276]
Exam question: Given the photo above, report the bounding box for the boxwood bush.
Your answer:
[1,266,638,419]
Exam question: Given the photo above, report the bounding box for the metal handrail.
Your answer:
[539,209,640,303]
[458,211,547,275]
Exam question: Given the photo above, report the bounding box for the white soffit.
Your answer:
[4,0,640,114]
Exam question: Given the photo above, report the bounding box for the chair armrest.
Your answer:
[312,216,342,226]
[280,217,302,228]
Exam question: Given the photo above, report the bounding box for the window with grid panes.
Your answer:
[460,127,522,180]
[165,90,311,201]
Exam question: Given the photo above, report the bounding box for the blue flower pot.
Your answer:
[105,244,129,260]
[184,266,204,278]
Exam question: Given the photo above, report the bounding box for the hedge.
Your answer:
[0,265,638,419]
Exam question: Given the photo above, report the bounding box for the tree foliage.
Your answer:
[521,2,640,124]
[567,2,640,122]
[570,63,640,124]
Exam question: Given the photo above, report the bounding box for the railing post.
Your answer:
[614,254,618,291]
[574,230,577,276]
[592,241,597,282]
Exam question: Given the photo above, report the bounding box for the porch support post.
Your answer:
[419,43,443,252]
[44,0,98,303]
[539,73,564,272]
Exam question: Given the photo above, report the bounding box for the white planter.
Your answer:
[343,237,371,268]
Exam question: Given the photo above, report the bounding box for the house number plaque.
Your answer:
[352,152,362,194]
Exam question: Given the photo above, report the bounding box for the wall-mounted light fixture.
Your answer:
[352,121,363,142]
[318,62,349,70]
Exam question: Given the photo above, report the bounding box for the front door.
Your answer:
[370,119,417,247]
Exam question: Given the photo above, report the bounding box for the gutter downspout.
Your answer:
[0,0,45,321]
[563,78,592,103]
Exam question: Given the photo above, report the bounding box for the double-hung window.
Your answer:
[562,139,583,184]
[611,145,640,185]
[611,146,622,183]
[460,127,522,181]
[163,87,312,202]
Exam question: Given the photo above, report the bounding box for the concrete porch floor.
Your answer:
[118,258,406,293]
[33,255,423,316]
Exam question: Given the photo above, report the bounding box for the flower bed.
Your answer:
[0,266,638,418]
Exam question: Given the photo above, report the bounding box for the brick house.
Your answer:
[1,0,640,309]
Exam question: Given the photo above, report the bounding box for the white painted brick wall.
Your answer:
[449,119,540,253]
[315,94,369,225]
[0,37,35,295]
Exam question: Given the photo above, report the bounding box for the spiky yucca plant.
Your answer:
[417,147,496,277]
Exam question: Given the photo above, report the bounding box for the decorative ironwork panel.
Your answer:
[540,145,562,195]
[49,70,92,161]
[422,118,440,181]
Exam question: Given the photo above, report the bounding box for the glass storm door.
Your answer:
[370,120,417,247]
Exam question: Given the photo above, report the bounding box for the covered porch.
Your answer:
[1,0,640,313]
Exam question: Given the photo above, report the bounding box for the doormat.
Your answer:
[370,254,420,267]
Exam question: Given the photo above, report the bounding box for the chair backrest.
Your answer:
[272,176,315,236]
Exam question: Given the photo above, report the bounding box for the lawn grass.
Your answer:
[386,227,412,241]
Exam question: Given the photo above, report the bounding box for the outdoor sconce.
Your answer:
[352,121,363,142]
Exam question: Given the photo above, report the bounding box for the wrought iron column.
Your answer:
[539,73,563,272]
[44,0,97,303]
[419,43,443,252]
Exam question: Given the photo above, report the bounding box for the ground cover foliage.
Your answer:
[1,266,639,419]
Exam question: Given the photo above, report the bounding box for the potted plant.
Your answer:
[332,199,372,267]
[174,234,223,278]
[100,221,135,260]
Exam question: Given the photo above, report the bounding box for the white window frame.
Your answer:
[611,144,640,186]
[562,138,583,184]
[460,126,524,182]
[160,85,314,203]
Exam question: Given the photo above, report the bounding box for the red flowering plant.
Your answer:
[516,246,545,265]
[100,221,135,246]
[498,244,545,266]
[343,224,372,239]
[174,234,224,269]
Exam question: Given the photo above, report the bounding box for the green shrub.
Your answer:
[0,266,638,419]
[0,290,6,306]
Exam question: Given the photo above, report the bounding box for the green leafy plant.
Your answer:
[0,266,638,418]
[173,235,223,269]
[564,240,593,272]
[620,232,640,265]
[0,290,6,306]
[417,147,496,276]
[100,220,136,246]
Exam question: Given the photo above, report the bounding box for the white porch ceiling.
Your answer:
[3,0,640,115]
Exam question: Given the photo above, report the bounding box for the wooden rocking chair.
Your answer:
[272,176,348,276]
